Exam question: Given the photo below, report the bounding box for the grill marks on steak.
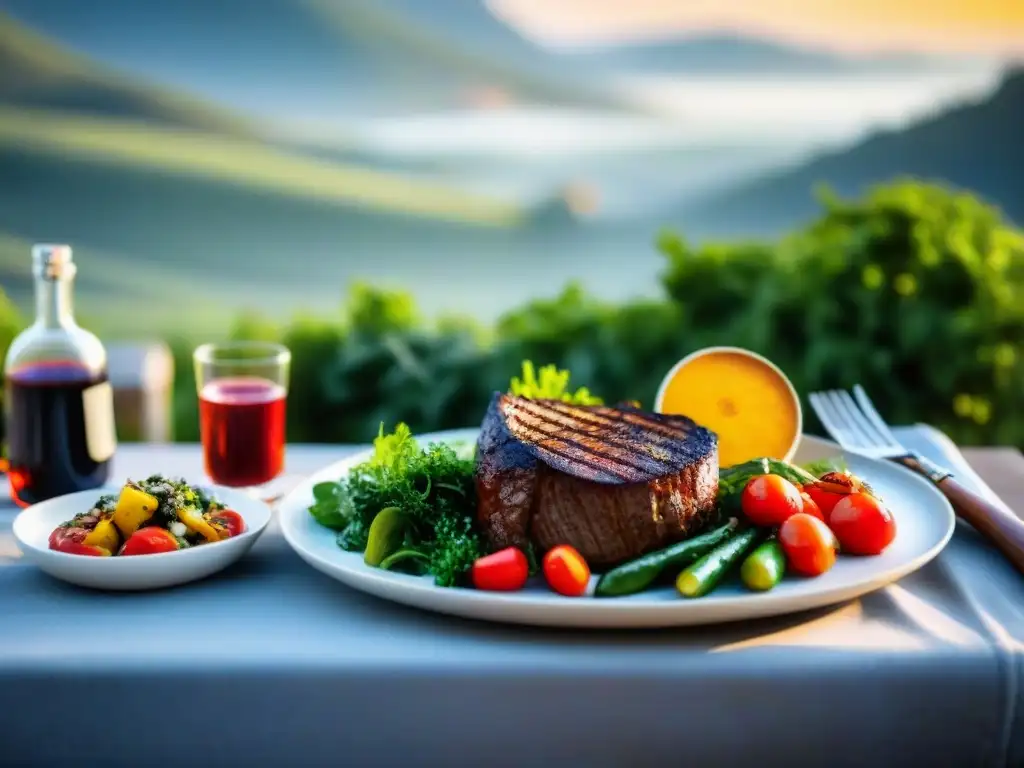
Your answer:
[475,393,719,568]
[501,399,705,484]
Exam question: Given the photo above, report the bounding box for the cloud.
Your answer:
[488,0,1024,56]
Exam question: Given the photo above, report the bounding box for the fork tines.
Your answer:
[809,386,902,456]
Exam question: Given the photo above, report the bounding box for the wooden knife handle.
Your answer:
[896,454,1024,574]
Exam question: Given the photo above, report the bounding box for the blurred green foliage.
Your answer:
[131,181,1024,448]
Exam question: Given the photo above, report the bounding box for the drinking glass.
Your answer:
[193,342,290,493]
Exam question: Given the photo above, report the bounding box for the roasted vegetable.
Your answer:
[178,507,221,543]
[594,519,740,597]
[56,540,109,556]
[208,509,246,539]
[740,537,786,591]
[83,518,120,554]
[112,486,160,538]
[121,527,179,556]
[49,524,110,556]
[49,476,231,557]
[676,528,761,598]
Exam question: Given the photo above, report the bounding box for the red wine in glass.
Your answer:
[199,376,286,488]
[5,361,114,506]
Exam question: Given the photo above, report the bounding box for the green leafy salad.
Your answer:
[308,361,596,587]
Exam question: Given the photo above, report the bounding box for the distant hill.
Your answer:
[0,13,250,134]
[559,33,973,75]
[1,0,634,121]
[678,67,1024,235]
[375,0,587,74]
[0,11,529,226]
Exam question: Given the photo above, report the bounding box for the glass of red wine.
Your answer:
[193,342,290,494]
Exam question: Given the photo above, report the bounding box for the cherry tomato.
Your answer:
[49,526,109,556]
[472,547,529,591]
[779,512,838,576]
[543,545,591,597]
[120,527,180,556]
[828,492,897,555]
[802,471,866,518]
[57,539,109,556]
[802,484,846,518]
[49,526,84,550]
[741,474,804,527]
[209,509,246,538]
[799,492,825,521]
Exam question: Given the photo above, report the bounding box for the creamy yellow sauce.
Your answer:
[658,350,800,467]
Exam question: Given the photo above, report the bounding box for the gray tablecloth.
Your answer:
[1,428,1022,768]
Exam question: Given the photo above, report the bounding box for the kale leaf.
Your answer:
[308,423,479,587]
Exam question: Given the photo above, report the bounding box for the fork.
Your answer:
[809,385,1024,574]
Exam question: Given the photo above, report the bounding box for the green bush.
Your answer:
[657,181,1024,446]
[168,181,1023,447]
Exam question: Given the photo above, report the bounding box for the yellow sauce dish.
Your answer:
[654,347,802,468]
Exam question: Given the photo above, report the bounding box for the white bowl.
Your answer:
[12,485,272,591]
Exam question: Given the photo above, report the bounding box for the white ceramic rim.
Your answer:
[653,345,804,462]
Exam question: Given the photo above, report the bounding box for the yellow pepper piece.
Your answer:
[178,507,221,543]
[112,486,160,538]
[83,518,120,554]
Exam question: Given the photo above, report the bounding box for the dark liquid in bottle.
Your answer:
[4,361,113,506]
[199,376,286,487]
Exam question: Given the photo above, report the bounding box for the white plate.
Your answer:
[13,484,272,591]
[279,429,955,628]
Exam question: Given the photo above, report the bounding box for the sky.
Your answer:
[488,0,1024,57]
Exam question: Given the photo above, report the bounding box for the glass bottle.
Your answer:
[3,244,116,505]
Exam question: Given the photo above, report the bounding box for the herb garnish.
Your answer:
[309,423,481,587]
[508,360,603,405]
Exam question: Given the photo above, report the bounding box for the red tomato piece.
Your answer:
[779,512,838,576]
[799,492,825,521]
[209,509,246,538]
[741,474,804,527]
[49,526,83,550]
[543,545,591,597]
[828,492,897,555]
[471,547,529,591]
[59,539,109,556]
[802,485,846,518]
[49,526,108,555]
[120,527,180,556]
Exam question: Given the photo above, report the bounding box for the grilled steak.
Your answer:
[475,393,719,569]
